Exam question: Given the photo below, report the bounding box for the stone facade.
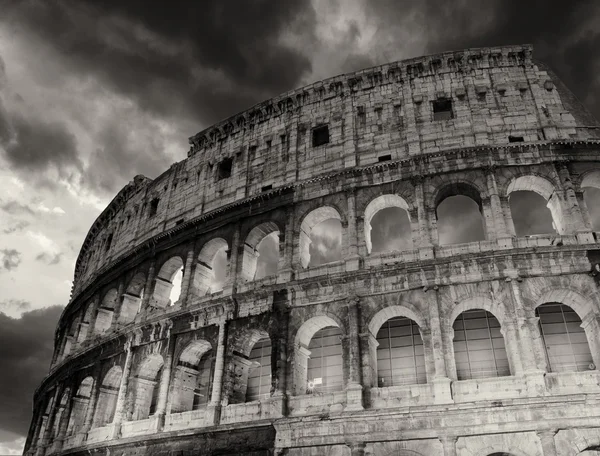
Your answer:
[24,44,600,456]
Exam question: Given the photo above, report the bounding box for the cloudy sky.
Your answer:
[0,0,599,453]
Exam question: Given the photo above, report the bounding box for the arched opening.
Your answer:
[581,171,600,231]
[170,340,214,414]
[119,273,146,324]
[152,257,184,308]
[246,337,272,402]
[293,315,344,395]
[536,303,594,372]
[364,195,413,254]
[36,394,55,446]
[51,389,70,439]
[194,238,229,296]
[300,207,342,268]
[130,354,164,421]
[509,191,555,236]
[92,366,122,428]
[507,175,565,234]
[67,377,93,436]
[435,184,486,245]
[376,316,426,387]
[76,304,94,343]
[453,309,510,380]
[93,289,118,334]
[241,222,280,281]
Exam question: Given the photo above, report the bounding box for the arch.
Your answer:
[507,175,565,234]
[580,171,600,231]
[293,314,343,395]
[241,222,280,281]
[76,303,94,343]
[131,354,164,420]
[368,305,427,336]
[580,169,600,190]
[364,194,413,254]
[194,238,229,296]
[152,256,184,308]
[170,340,214,413]
[452,308,510,380]
[536,303,594,373]
[67,376,93,436]
[119,272,146,324]
[376,315,426,386]
[299,206,343,268]
[51,388,71,438]
[246,337,272,402]
[92,366,122,428]
[534,288,596,321]
[93,289,118,334]
[434,182,486,244]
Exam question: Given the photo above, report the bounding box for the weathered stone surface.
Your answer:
[25,44,600,456]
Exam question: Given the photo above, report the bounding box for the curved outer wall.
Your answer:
[25,44,600,456]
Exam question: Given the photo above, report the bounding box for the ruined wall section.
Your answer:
[71,44,598,306]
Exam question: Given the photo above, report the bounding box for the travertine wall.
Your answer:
[25,45,600,456]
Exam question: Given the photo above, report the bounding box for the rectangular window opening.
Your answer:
[261,185,273,192]
[218,157,233,180]
[509,136,524,143]
[148,198,159,217]
[433,99,453,121]
[175,219,184,226]
[378,154,392,162]
[312,125,330,147]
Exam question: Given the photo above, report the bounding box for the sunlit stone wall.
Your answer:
[25,44,600,456]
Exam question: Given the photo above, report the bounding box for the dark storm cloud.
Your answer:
[0,248,22,272]
[0,306,63,436]
[4,1,315,126]
[370,0,600,118]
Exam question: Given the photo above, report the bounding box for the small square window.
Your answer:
[312,125,330,147]
[509,136,524,143]
[378,154,392,162]
[433,99,453,121]
[261,185,272,192]
[148,198,159,217]
[218,158,233,180]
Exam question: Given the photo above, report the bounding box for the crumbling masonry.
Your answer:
[24,45,600,455]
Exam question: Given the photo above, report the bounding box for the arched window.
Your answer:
[194,238,229,296]
[92,366,122,428]
[307,327,343,393]
[241,222,280,281]
[77,304,94,343]
[507,175,565,234]
[435,184,485,245]
[130,355,164,421]
[152,257,184,308]
[364,195,413,254]
[300,207,342,268]
[581,170,600,231]
[536,303,594,372]
[67,377,93,436]
[453,309,510,380]
[376,317,426,387]
[170,340,214,413]
[119,273,146,324]
[51,389,70,438]
[246,337,272,402]
[93,289,118,334]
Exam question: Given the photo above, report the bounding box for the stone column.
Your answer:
[87,295,101,339]
[155,335,175,426]
[54,387,74,451]
[113,279,126,324]
[484,165,511,244]
[581,313,600,370]
[537,430,558,456]
[271,291,289,416]
[224,228,240,296]
[429,290,453,403]
[111,338,134,437]
[556,162,590,239]
[28,412,44,455]
[36,387,62,456]
[81,365,102,434]
[576,190,594,232]
[278,208,295,283]
[413,176,434,259]
[345,296,364,411]
[140,259,156,315]
[179,246,196,306]
[500,321,524,375]
[440,436,458,456]
[346,190,361,271]
[509,280,546,395]
[527,316,548,372]
[206,321,227,425]
[347,442,366,456]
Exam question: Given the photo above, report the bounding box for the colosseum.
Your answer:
[23,44,600,456]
